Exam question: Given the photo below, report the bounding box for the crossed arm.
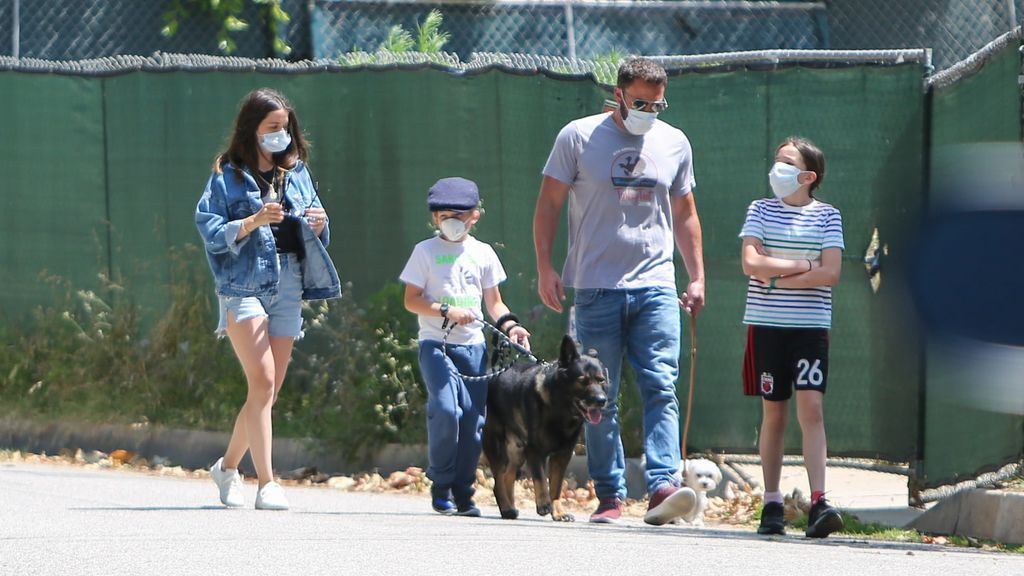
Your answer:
[741,237,842,288]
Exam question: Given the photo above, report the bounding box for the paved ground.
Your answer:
[3,461,1022,576]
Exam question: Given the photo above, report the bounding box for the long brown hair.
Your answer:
[213,88,310,178]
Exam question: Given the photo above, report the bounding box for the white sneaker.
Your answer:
[209,457,244,508]
[255,481,289,511]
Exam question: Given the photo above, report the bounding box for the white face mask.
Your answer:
[768,162,806,199]
[259,129,292,154]
[622,108,658,135]
[439,217,469,242]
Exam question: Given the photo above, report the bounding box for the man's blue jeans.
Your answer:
[574,286,681,500]
[418,340,487,502]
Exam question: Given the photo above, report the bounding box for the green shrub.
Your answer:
[0,246,242,426]
[283,282,428,459]
[0,246,650,460]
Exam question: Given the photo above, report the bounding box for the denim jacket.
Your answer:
[195,161,342,300]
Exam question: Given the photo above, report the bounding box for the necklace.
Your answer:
[256,167,281,202]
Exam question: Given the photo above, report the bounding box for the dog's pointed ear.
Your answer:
[559,334,580,366]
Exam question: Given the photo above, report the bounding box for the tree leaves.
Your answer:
[160,0,291,56]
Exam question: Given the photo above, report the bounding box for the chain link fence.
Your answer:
[828,0,1020,70]
[0,0,310,61]
[310,0,826,61]
[0,1,1020,71]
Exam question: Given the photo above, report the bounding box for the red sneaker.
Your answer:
[643,484,696,526]
[589,497,623,524]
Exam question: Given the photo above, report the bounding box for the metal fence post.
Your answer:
[12,0,20,59]
[563,1,576,60]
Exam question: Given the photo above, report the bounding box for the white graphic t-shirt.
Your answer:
[542,112,695,289]
[399,234,507,344]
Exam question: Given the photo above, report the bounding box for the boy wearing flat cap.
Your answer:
[400,177,530,516]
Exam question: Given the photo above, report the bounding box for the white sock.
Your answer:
[764,490,784,504]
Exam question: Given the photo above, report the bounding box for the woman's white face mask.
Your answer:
[259,129,292,154]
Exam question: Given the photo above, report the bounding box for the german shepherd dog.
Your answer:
[482,335,609,521]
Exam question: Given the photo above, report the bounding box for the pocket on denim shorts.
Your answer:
[574,288,603,307]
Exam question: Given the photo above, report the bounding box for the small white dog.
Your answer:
[678,458,723,526]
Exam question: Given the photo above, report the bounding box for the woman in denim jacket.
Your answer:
[195,88,341,510]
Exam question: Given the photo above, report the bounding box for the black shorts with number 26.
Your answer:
[742,325,830,401]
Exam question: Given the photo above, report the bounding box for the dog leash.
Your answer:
[441,317,545,383]
[681,313,697,462]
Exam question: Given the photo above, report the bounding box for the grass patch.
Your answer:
[824,513,924,543]
[799,511,1024,553]
[749,501,1023,552]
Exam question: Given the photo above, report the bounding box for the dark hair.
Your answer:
[617,57,667,89]
[213,88,310,177]
[778,136,825,194]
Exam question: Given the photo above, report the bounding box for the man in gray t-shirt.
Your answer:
[533,57,705,526]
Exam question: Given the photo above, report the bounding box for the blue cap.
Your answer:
[427,177,480,212]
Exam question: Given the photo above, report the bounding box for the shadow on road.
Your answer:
[69,505,225,511]
[300,510,953,553]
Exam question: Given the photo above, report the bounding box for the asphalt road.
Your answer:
[2,461,1021,575]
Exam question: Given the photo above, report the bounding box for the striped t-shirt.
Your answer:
[739,198,844,329]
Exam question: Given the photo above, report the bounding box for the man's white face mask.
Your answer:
[622,108,658,135]
[618,90,668,136]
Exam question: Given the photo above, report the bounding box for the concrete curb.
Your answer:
[909,488,1024,545]
[0,417,650,497]
[0,417,423,476]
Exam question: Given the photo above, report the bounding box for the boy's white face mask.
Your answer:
[439,217,468,242]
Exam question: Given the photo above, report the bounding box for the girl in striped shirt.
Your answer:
[740,137,845,539]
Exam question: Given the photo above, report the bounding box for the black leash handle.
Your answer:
[441,316,543,383]
[477,317,538,362]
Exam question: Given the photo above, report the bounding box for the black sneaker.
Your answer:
[805,498,844,538]
[455,499,481,517]
[757,501,786,535]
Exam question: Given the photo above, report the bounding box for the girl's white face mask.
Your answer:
[439,217,469,242]
[259,129,292,154]
[768,162,806,199]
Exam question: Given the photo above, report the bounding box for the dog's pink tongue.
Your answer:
[586,408,603,425]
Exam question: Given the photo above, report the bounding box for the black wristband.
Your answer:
[439,303,450,318]
[494,312,520,334]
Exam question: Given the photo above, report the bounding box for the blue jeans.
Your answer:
[574,286,681,500]
[418,340,488,502]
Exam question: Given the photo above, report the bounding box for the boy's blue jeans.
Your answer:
[418,340,487,502]
[574,286,682,500]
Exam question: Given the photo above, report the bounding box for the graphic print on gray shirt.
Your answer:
[542,112,696,290]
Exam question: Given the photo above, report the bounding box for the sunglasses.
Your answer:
[624,92,669,113]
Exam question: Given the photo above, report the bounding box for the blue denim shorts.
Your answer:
[216,253,304,339]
